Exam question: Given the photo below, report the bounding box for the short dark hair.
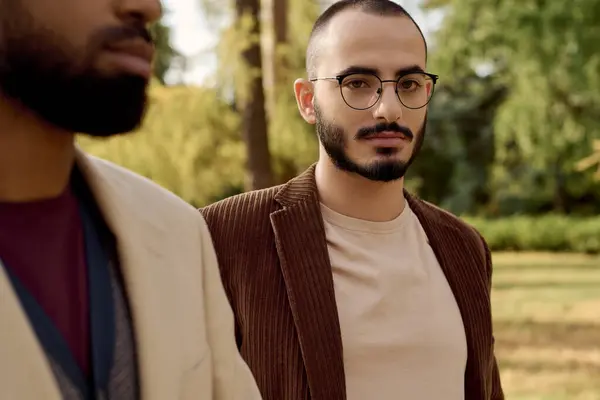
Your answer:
[306,0,427,79]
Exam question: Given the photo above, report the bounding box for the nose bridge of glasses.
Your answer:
[376,79,400,96]
[376,79,402,104]
[372,81,404,119]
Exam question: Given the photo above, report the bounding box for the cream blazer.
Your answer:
[0,150,261,400]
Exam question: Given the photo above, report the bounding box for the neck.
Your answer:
[0,95,75,202]
[315,156,406,222]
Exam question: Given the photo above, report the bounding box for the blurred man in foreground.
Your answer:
[0,0,260,398]
[201,0,504,399]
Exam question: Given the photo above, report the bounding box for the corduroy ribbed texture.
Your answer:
[200,165,504,400]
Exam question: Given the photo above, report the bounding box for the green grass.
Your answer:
[492,252,600,400]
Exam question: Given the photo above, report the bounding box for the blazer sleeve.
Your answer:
[482,237,505,400]
[197,216,262,399]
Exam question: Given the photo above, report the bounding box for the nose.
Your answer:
[372,82,403,123]
[116,0,162,25]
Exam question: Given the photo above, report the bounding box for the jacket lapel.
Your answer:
[0,261,62,400]
[270,165,346,400]
[76,151,182,400]
[406,192,490,400]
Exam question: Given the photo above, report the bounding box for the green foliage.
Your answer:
[215,10,259,107]
[78,83,245,207]
[425,0,600,214]
[268,0,321,180]
[466,215,600,254]
[150,21,179,84]
[211,0,321,182]
[410,71,506,215]
[576,139,600,180]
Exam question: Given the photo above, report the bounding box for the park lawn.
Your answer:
[491,252,600,400]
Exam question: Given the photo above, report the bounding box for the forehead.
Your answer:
[319,10,426,75]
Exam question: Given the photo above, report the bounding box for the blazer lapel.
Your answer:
[76,151,181,400]
[270,165,346,400]
[0,261,62,400]
[406,192,490,400]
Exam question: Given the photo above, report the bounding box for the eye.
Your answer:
[398,73,428,92]
[341,73,378,90]
[398,79,421,91]
[344,79,369,89]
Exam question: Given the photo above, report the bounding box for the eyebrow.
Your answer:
[335,64,425,77]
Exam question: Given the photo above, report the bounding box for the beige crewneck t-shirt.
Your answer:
[321,201,467,400]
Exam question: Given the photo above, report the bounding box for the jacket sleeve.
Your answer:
[482,237,505,400]
[198,215,263,399]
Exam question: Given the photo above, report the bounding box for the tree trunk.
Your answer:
[236,0,274,190]
[272,0,288,84]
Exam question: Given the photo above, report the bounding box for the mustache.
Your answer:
[354,122,414,141]
[93,24,153,49]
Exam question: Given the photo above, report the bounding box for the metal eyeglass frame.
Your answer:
[310,71,439,110]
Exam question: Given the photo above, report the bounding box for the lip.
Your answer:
[362,130,410,147]
[103,40,155,78]
[107,39,154,62]
[366,130,409,140]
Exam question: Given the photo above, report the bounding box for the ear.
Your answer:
[293,78,316,124]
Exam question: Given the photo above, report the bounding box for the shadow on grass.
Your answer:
[493,280,600,290]
[494,320,600,350]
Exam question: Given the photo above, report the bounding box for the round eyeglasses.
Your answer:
[310,71,439,110]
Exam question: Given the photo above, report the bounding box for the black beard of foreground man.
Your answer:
[200,0,504,399]
[0,0,261,398]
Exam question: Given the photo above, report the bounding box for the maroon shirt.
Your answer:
[0,186,90,375]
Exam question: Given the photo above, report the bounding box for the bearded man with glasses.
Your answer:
[201,1,504,399]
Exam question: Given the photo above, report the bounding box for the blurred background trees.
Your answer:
[149,21,177,84]
[423,0,600,215]
[80,0,600,252]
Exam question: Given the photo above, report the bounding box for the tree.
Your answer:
[411,71,507,215]
[79,83,245,207]
[150,21,179,84]
[234,0,275,190]
[266,0,321,182]
[424,0,600,214]
[272,0,288,84]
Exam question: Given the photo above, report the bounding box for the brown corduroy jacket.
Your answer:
[200,165,504,400]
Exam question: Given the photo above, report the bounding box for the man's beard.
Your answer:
[315,103,426,182]
[0,5,151,136]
